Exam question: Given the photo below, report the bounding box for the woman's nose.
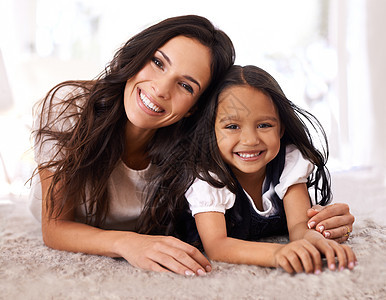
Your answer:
[152,76,172,99]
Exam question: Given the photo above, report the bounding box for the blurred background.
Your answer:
[0,0,385,200]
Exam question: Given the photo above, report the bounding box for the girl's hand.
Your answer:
[303,230,357,271]
[273,240,322,274]
[115,233,211,276]
[307,203,355,243]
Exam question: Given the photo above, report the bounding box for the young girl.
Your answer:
[146,65,356,274]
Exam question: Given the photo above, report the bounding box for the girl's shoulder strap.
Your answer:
[263,144,286,193]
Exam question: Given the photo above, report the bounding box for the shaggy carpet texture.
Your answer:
[1,167,385,300]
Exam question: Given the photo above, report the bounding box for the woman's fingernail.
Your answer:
[340,266,345,271]
[308,221,316,229]
[348,262,354,269]
[324,231,331,238]
[318,225,325,232]
[329,263,335,270]
[314,269,321,275]
[185,270,195,276]
[197,269,206,276]
[205,265,212,272]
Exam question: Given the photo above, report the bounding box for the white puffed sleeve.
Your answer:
[185,178,236,216]
[274,145,314,200]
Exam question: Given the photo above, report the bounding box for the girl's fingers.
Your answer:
[314,240,336,271]
[277,256,295,274]
[288,251,305,273]
[343,244,357,269]
[329,242,348,270]
[287,242,315,273]
[303,242,322,274]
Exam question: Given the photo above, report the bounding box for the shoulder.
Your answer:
[274,145,314,199]
[284,144,314,175]
[185,177,236,216]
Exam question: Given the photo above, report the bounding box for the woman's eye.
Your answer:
[225,124,239,130]
[152,57,163,69]
[180,83,193,94]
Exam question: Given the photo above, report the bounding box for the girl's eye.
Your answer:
[180,83,194,94]
[152,57,164,70]
[225,124,239,130]
[258,123,272,129]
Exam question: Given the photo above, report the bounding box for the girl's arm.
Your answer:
[283,183,357,271]
[194,211,323,274]
[39,169,210,276]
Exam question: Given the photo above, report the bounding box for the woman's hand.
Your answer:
[115,233,211,276]
[273,239,322,274]
[303,230,357,271]
[307,203,355,243]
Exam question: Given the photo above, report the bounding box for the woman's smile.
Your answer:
[138,88,165,114]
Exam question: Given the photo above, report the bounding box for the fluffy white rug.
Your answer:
[1,167,385,300]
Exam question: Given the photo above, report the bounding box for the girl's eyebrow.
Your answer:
[218,115,279,123]
[157,50,202,90]
[218,115,239,123]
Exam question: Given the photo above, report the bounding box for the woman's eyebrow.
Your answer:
[157,50,201,90]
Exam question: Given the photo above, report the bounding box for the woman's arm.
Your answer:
[194,211,323,274]
[283,183,356,271]
[39,169,210,276]
[307,204,355,242]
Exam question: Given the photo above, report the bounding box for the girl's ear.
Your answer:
[280,124,285,138]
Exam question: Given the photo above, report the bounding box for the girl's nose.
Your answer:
[240,128,259,146]
[152,76,172,100]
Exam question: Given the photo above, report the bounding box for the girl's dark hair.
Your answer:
[143,65,331,237]
[34,15,235,227]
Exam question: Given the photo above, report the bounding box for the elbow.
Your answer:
[202,241,229,262]
[41,220,59,250]
[42,227,55,249]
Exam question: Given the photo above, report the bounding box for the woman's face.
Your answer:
[124,35,212,130]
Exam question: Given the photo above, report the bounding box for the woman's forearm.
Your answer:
[42,218,130,257]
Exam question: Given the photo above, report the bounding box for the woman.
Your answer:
[30,15,354,276]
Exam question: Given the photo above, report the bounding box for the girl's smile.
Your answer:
[235,150,264,161]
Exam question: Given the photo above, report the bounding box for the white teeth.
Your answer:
[237,152,262,158]
[139,91,163,112]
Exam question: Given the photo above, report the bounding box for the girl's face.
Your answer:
[215,85,283,180]
[124,35,212,131]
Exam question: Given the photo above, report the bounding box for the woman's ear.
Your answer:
[184,106,197,118]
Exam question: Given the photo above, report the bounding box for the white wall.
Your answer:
[367,0,386,168]
[0,0,385,196]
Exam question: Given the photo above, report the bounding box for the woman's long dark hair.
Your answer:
[34,15,235,227]
[143,65,331,237]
